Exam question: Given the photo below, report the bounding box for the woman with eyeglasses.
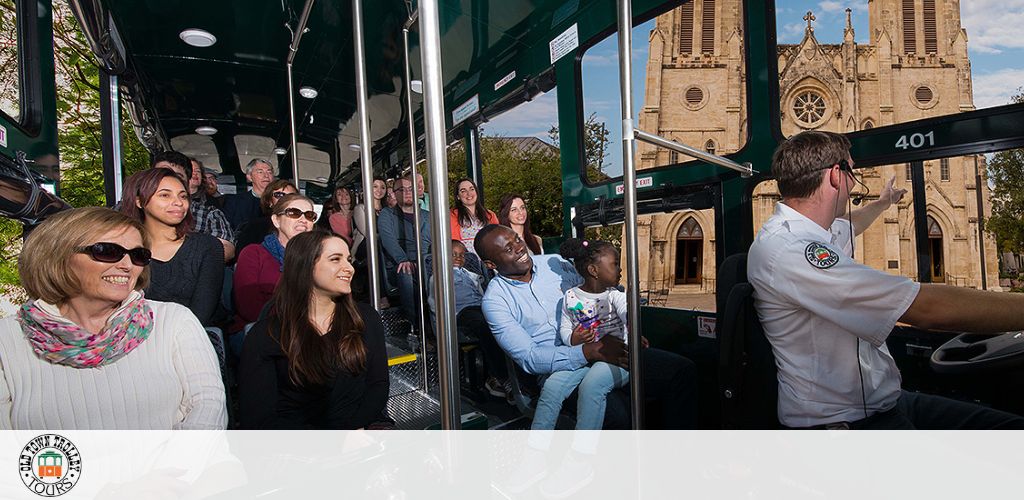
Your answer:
[118,169,224,327]
[0,207,226,429]
[497,194,543,255]
[450,178,498,255]
[234,179,299,256]
[239,230,391,429]
[233,193,317,326]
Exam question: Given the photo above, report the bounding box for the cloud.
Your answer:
[962,0,1024,54]
[779,22,805,43]
[482,90,560,137]
[972,68,1024,108]
[817,1,867,14]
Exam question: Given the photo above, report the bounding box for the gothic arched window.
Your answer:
[704,140,716,155]
[677,217,703,240]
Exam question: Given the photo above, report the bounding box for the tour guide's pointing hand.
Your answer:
[880,175,908,206]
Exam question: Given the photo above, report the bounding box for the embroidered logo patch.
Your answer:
[804,242,839,269]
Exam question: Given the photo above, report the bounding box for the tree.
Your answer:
[986,92,1024,259]
[0,1,151,298]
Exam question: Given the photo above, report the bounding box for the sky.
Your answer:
[484,1,1024,178]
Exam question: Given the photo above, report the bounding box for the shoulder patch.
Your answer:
[804,242,840,269]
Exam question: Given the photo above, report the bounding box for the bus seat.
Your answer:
[717,252,780,429]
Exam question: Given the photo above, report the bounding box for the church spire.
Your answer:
[844,8,855,43]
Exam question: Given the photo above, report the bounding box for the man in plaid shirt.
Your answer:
[188,157,235,261]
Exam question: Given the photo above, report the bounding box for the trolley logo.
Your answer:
[804,242,839,269]
[18,434,81,497]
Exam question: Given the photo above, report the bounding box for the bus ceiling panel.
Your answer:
[102,0,292,67]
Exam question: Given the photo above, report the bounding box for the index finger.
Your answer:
[887,175,897,189]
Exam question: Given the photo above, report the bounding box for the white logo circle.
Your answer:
[19,434,81,497]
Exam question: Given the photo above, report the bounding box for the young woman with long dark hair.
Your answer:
[238,230,390,429]
[119,168,225,326]
[449,178,498,255]
[497,193,543,255]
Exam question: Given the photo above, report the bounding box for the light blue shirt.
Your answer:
[481,254,587,375]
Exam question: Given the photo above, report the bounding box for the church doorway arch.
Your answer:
[675,217,703,285]
[927,215,945,282]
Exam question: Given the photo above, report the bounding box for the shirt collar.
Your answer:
[775,202,834,242]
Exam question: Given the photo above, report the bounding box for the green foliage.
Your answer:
[0,2,150,294]
[986,92,1024,255]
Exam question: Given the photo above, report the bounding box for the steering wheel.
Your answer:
[930,332,1024,374]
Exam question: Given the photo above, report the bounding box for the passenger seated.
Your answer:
[377,174,431,327]
[222,158,275,231]
[428,240,511,401]
[525,237,632,432]
[750,130,1024,429]
[119,169,225,328]
[233,193,315,328]
[233,180,299,255]
[0,207,226,429]
[498,194,544,255]
[449,178,498,256]
[238,231,391,429]
[475,224,698,429]
[317,185,354,244]
[186,157,235,260]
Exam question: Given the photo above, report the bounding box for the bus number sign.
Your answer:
[894,131,935,151]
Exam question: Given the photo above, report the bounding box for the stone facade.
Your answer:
[634,0,1000,291]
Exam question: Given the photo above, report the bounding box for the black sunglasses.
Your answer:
[272,191,288,199]
[278,207,318,222]
[77,242,152,266]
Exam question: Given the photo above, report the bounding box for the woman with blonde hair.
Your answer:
[0,207,226,429]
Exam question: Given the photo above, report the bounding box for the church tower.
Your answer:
[634,0,999,295]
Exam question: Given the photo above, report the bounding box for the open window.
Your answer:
[578,0,750,185]
[0,0,22,123]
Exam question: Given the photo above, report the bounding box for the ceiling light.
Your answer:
[273,147,287,155]
[299,86,318,99]
[195,126,217,136]
[347,144,361,151]
[410,80,423,94]
[179,29,217,48]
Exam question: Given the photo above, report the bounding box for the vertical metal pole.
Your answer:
[466,127,482,191]
[420,0,462,429]
[354,0,382,310]
[404,26,431,388]
[974,156,988,290]
[910,161,932,283]
[286,62,301,183]
[100,72,123,207]
[616,0,644,429]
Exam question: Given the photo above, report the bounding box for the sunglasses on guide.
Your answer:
[76,242,153,266]
[278,207,318,222]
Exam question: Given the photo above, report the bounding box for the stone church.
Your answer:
[634,0,1001,294]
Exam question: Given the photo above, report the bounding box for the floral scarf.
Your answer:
[16,291,154,368]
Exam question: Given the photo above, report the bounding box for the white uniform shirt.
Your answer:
[748,202,920,427]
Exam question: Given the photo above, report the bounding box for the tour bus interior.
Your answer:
[2,0,1024,430]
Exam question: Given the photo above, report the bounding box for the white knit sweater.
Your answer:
[0,299,227,429]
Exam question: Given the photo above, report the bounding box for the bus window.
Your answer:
[171,134,222,173]
[774,2,1020,130]
[633,207,718,312]
[480,90,564,244]
[0,0,22,121]
[297,142,330,192]
[234,135,281,176]
[579,1,750,184]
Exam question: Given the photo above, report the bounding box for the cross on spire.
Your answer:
[804,11,816,33]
